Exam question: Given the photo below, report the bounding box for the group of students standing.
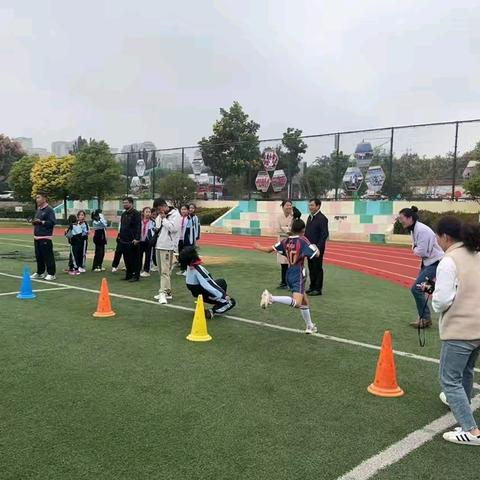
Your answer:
[63,199,200,288]
[110,197,200,305]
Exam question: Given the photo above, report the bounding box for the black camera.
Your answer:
[417,277,435,295]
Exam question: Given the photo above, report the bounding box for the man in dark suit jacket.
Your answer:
[118,196,142,282]
[305,198,329,295]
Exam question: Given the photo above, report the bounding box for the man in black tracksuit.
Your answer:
[118,197,142,282]
[32,192,57,280]
[305,198,329,296]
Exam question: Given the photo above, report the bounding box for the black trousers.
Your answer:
[307,245,325,293]
[187,279,235,314]
[280,264,288,285]
[138,240,153,272]
[70,240,84,270]
[112,241,122,268]
[92,230,107,269]
[34,239,56,276]
[120,242,140,280]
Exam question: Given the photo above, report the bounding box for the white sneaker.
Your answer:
[443,427,480,445]
[176,271,186,276]
[151,266,158,272]
[78,268,86,273]
[439,392,450,407]
[154,294,160,300]
[260,289,272,309]
[93,268,101,272]
[30,273,46,279]
[44,275,56,281]
[166,294,173,300]
[305,324,318,334]
[158,293,168,305]
[111,267,118,273]
[140,271,151,278]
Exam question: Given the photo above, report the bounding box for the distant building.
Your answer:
[120,141,156,154]
[29,148,51,157]
[51,141,74,157]
[14,137,33,152]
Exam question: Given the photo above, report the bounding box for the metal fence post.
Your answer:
[389,127,394,199]
[126,154,130,196]
[334,133,340,200]
[181,148,185,174]
[451,121,459,200]
[151,151,156,200]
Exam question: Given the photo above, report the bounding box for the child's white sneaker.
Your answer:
[78,268,86,273]
[140,271,150,278]
[443,427,480,445]
[305,324,318,334]
[158,293,168,305]
[111,267,118,273]
[44,275,56,281]
[260,289,272,309]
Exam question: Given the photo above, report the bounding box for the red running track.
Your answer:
[0,228,418,288]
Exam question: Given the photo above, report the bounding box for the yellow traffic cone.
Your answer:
[186,295,212,342]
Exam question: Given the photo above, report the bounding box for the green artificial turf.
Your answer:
[0,235,477,480]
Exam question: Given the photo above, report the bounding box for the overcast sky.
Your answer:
[1,0,480,158]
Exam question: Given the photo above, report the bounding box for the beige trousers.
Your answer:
[156,249,173,294]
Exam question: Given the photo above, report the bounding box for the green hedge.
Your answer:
[0,206,36,219]
[196,207,230,225]
[393,210,479,234]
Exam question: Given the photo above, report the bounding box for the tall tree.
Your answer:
[70,140,122,207]
[280,128,308,197]
[158,172,197,208]
[31,155,76,218]
[0,134,25,190]
[464,169,480,201]
[199,102,261,189]
[70,136,89,154]
[8,155,38,202]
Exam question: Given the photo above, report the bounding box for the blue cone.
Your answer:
[17,266,36,300]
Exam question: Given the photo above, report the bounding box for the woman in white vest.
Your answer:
[277,200,294,289]
[431,216,480,445]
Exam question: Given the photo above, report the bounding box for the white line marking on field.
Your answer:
[337,393,480,480]
[0,286,72,296]
[2,271,475,374]
[0,239,70,252]
[322,257,416,281]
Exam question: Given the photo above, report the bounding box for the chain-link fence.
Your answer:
[114,119,480,201]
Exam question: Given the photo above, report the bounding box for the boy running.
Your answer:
[254,219,319,334]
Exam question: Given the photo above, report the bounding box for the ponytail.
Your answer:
[399,205,419,222]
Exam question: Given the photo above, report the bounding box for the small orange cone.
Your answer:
[93,278,116,318]
[186,295,212,342]
[367,330,404,397]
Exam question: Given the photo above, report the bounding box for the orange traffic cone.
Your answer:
[186,295,212,342]
[93,278,116,318]
[367,330,404,397]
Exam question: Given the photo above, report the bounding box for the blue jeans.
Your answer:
[439,340,480,431]
[411,263,438,320]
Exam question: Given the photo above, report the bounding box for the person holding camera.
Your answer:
[31,192,57,281]
[398,206,444,329]
[91,209,108,272]
[429,216,480,446]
